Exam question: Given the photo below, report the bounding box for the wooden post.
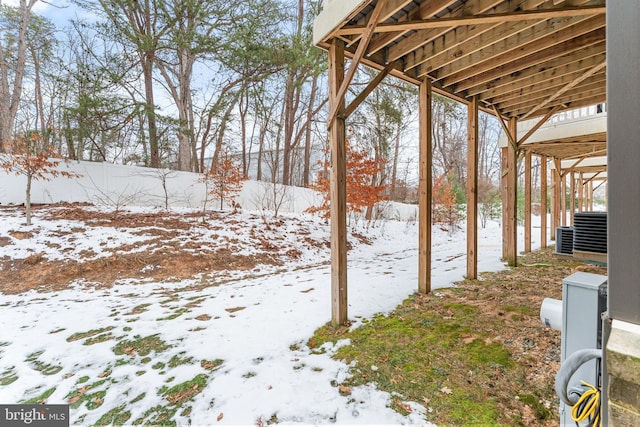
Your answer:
[466,96,478,279]
[578,172,584,212]
[561,173,567,226]
[524,151,532,253]
[329,39,348,325]
[418,78,432,294]
[570,171,575,226]
[589,180,594,211]
[550,168,557,241]
[541,155,548,248]
[506,117,518,267]
[501,147,508,259]
[553,159,562,233]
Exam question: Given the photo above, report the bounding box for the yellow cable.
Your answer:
[571,381,600,427]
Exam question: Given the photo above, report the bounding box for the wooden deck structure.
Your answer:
[313,0,607,325]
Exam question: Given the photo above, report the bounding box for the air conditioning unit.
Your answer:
[555,226,574,255]
[540,272,608,426]
[573,212,607,254]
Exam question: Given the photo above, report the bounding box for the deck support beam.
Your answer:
[466,96,478,279]
[578,171,584,212]
[501,147,508,258]
[540,155,548,248]
[327,0,388,126]
[551,167,558,241]
[570,171,575,225]
[554,158,563,231]
[505,117,518,266]
[524,151,532,253]
[418,78,433,293]
[329,39,348,326]
[560,169,567,226]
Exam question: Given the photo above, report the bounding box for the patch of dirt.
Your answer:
[0,248,279,294]
[8,230,33,240]
[0,204,331,294]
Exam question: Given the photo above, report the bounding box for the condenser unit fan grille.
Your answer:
[556,226,575,254]
[573,212,607,254]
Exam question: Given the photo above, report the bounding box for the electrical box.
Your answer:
[559,272,607,426]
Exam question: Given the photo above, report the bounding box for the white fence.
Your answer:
[0,160,318,213]
[0,159,419,220]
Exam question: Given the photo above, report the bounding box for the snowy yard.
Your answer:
[0,204,541,425]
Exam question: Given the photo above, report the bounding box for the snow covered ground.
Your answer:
[0,205,545,426]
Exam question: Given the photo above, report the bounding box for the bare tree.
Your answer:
[0,0,40,145]
[1,135,81,225]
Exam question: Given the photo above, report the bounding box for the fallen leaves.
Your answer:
[440,386,453,395]
[396,401,413,414]
[461,334,477,345]
[68,385,92,405]
[338,385,351,395]
[217,412,224,421]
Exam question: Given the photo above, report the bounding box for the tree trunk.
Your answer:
[32,49,46,140]
[282,72,296,185]
[142,57,160,168]
[239,84,249,175]
[390,123,401,198]
[25,172,32,226]
[0,0,38,144]
[303,75,319,187]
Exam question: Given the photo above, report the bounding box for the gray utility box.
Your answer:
[560,272,608,426]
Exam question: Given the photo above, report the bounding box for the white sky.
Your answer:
[2,0,86,28]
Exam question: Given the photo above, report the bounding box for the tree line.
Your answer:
[1,0,503,208]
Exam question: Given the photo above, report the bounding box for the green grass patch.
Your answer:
[67,326,115,343]
[0,368,18,386]
[66,379,108,409]
[133,405,177,426]
[83,333,114,346]
[113,334,170,357]
[185,297,207,308]
[168,352,194,368]
[312,308,517,424]
[201,359,224,371]
[309,248,586,426]
[25,350,62,375]
[94,405,131,426]
[130,392,146,404]
[21,387,56,404]
[160,374,208,405]
[518,393,554,421]
[125,303,151,315]
[157,307,191,321]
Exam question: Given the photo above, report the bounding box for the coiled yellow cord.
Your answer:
[571,380,600,427]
